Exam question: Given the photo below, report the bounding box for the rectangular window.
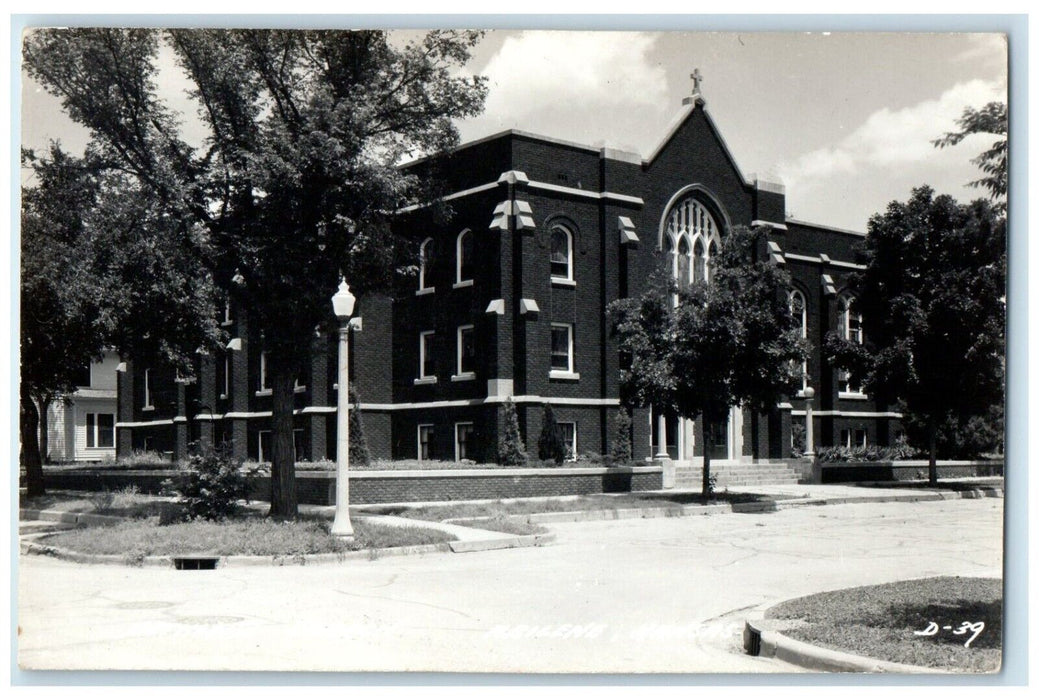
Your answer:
[839,370,864,396]
[840,429,868,449]
[457,325,475,376]
[455,422,474,462]
[260,429,306,462]
[259,352,270,391]
[258,430,271,463]
[223,355,231,398]
[143,368,153,408]
[418,424,434,461]
[551,324,573,372]
[558,421,577,461]
[85,413,114,448]
[420,331,436,379]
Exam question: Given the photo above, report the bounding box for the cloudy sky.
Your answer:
[20,29,1007,231]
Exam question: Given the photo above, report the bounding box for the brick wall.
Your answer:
[42,466,664,505]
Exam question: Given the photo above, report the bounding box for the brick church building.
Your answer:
[114,87,902,466]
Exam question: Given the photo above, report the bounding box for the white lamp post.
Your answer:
[331,278,356,539]
[803,386,816,459]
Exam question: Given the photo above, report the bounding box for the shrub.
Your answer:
[162,445,254,522]
[115,450,174,469]
[537,404,566,464]
[497,398,528,465]
[816,442,922,463]
[349,386,371,466]
[88,489,116,514]
[610,408,633,464]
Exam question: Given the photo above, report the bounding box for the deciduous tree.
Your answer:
[21,144,220,494]
[24,28,487,517]
[933,102,1007,212]
[824,186,1005,486]
[610,226,807,502]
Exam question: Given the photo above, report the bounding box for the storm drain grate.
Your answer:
[173,557,219,570]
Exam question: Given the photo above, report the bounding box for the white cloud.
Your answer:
[778,79,1006,195]
[459,31,668,151]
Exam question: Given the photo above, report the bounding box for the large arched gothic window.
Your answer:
[707,240,720,283]
[662,195,722,288]
[677,238,691,288]
[691,239,705,284]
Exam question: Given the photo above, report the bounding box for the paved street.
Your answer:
[17,498,1003,674]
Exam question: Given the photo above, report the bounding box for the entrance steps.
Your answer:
[671,460,801,488]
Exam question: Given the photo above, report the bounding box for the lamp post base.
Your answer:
[330,516,355,539]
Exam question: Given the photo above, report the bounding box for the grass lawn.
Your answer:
[39,517,455,562]
[20,489,171,519]
[766,576,1001,672]
[383,491,780,524]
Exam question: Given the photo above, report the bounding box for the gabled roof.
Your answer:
[643,97,751,188]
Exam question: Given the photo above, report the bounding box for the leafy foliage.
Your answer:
[162,446,254,521]
[348,386,372,467]
[900,402,1003,460]
[24,28,487,516]
[933,102,1007,212]
[823,187,1005,483]
[497,398,528,466]
[610,407,634,464]
[19,144,220,492]
[609,226,807,501]
[537,404,566,465]
[816,442,921,463]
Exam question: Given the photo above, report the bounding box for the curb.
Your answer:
[20,531,556,568]
[742,619,948,674]
[442,488,1001,527]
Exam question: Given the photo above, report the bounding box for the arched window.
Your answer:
[692,238,706,283]
[789,290,808,392]
[456,230,473,285]
[706,240,723,282]
[838,296,863,344]
[418,238,434,291]
[663,194,722,287]
[550,226,573,281]
[677,237,691,288]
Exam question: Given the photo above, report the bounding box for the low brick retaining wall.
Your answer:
[813,460,1003,484]
[42,466,664,505]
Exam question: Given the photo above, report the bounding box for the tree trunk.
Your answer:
[927,417,938,488]
[37,394,52,465]
[701,420,713,505]
[20,384,45,497]
[267,362,298,520]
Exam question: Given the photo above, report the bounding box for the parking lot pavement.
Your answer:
[17,497,1002,674]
